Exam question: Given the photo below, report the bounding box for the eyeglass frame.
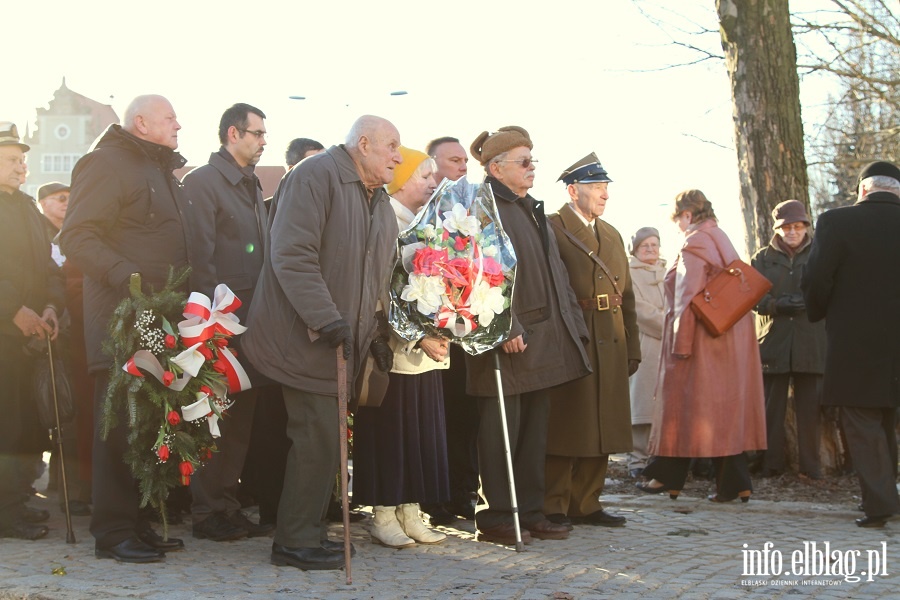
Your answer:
[236,128,267,139]
[496,157,538,168]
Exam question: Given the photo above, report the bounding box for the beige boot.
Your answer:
[371,505,416,548]
[397,503,446,544]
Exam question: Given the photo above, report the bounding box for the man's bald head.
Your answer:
[345,115,403,189]
[123,94,181,150]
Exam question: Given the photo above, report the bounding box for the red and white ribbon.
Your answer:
[182,384,233,438]
[123,350,193,391]
[178,284,247,346]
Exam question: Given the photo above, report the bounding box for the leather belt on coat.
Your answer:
[577,294,623,311]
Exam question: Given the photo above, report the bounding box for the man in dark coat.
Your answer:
[60,95,192,562]
[240,115,401,570]
[752,200,826,479]
[0,122,63,541]
[545,153,640,529]
[466,126,591,545]
[802,160,900,528]
[181,103,272,542]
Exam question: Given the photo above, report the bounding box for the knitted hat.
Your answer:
[386,146,429,195]
[38,182,70,201]
[470,126,532,166]
[630,226,660,255]
[858,160,900,186]
[0,122,30,151]
[771,199,810,228]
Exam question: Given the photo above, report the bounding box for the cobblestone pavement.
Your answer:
[2,484,897,600]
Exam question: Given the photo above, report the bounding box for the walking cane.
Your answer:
[336,346,352,584]
[492,352,524,552]
[47,338,76,544]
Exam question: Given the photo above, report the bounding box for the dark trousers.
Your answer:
[442,345,480,505]
[841,407,900,518]
[474,390,549,530]
[239,385,289,524]
[275,386,339,548]
[763,372,822,475]
[191,388,257,521]
[644,453,752,499]
[89,371,144,547]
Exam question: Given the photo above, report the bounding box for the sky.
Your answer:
[7,0,834,261]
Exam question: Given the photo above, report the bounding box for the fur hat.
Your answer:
[771,199,810,228]
[386,146,429,195]
[858,160,900,186]
[470,126,532,166]
[630,226,660,255]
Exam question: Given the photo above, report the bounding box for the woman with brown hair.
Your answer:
[637,189,766,502]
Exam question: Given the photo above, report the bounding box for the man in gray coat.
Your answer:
[181,103,273,542]
[802,160,900,528]
[241,115,402,570]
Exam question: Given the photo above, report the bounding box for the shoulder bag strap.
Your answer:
[549,218,622,296]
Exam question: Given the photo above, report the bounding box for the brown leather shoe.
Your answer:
[475,523,533,545]
[523,518,570,540]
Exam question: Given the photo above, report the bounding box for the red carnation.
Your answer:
[162,371,175,386]
[156,445,170,462]
[164,334,177,349]
[166,410,181,426]
[179,461,194,486]
[198,345,214,360]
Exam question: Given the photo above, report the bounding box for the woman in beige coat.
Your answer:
[637,190,766,502]
[627,227,666,478]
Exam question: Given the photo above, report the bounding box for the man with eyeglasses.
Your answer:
[0,122,64,541]
[181,103,273,543]
[61,95,191,562]
[543,153,639,530]
[465,126,590,545]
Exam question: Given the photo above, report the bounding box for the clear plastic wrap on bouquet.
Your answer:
[389,177,517,356]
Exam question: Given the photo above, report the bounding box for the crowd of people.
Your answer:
[1,95,899,572]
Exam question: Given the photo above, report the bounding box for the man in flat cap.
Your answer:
[0,122,63,540]
[543,153,639,528]
[802,160,900,528]
[466,126,591,545]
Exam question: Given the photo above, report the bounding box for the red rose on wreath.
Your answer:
[157,445,170,462]
[162,371,175,386]
[164,334,177,349]
[166,410,180,426]
[412,247,449,277]
[478,256,505,287]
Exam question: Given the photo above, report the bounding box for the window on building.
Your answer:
[41,153,82,174]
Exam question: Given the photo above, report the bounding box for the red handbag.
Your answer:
[690,258,772,337]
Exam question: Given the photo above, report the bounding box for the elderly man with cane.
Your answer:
[241,115,401,570]
[465,126,590,546]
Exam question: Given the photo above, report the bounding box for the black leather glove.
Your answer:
[370,338,393,372]
[628,359,641,377]
[317,319,352,360]
[774,294,805,316]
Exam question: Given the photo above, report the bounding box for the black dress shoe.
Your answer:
[445,500,476,520]
[95,537,165,563]
[137,527,185,552]
[856,515,889,528]
[229,511,275,537]
[545,513,574,531]
[22,506,50,523]
[321,538,357,556]
[424,505,457,526]
[193,512,248,541]
[571,510,626,527]
[271,542,344,570]
[0,520,49,540]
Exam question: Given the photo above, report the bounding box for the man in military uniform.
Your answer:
[545,153,640,528]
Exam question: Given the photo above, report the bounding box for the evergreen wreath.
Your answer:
[101,268,242,531]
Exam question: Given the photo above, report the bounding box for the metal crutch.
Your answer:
[48,338,76,544]
[336,346,352,584]
[492,352,524,552]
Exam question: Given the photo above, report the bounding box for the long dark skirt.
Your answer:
[353,370,450,507]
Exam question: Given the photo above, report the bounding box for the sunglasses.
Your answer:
[497,157,538,168]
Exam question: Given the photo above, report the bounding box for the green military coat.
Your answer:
[546,204,640,456]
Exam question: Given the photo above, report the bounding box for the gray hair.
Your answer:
[123,95,169,132]
[486,150,509,174]
[345,115,388,147]
[859,175,900,201]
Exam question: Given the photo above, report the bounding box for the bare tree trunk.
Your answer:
[717,0,810,255]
